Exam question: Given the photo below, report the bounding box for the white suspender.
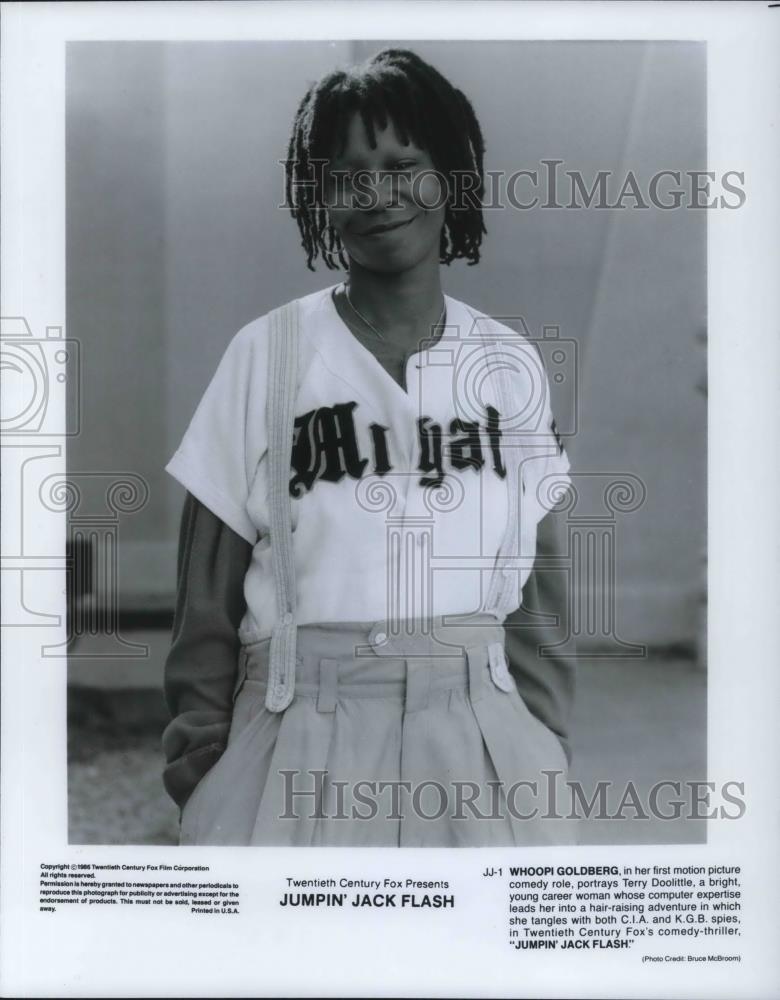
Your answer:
[265,300,300,712]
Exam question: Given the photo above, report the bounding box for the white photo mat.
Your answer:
[1,2,778,997]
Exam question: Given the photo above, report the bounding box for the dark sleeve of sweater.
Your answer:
[503,508,577,765]
[161,490,253,809]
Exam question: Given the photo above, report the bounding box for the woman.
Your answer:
[162,48,576,846]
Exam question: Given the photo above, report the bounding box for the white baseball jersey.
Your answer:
[165,284,570,645]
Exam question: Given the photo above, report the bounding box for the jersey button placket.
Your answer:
[404,355,434,625]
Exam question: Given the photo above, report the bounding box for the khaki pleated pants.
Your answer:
[180,615,574,847]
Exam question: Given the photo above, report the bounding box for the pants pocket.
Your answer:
[179,756,222,845]
[469,657,574,845]
[508,686,569,776]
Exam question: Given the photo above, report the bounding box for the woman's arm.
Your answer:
[161,491,253,809]
[503,508,577,764]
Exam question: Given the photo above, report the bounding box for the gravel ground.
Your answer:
[69,725,180,845]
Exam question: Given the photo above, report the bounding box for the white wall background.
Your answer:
[66,40,706,653]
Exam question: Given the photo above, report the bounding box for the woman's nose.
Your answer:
[360,169,404,211]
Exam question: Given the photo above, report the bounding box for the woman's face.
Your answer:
[323,112,447,275]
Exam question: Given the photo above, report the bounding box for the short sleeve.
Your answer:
[165,325,263,545]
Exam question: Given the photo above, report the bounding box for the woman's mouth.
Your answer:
[358,216,416,237]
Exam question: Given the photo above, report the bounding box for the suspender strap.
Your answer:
[265,300,300,712]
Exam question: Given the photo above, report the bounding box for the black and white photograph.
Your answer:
[2,3,778,998]
[65,38,707,848]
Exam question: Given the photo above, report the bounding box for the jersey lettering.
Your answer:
[289,400,507,496]
[417,417,445,488]
[369,422,391,476]
[485,404,506,479]
[551,416,564,454]
[289,401,368,498]
[448,419,484,473]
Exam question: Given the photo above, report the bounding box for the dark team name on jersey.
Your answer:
[289,400,507,498]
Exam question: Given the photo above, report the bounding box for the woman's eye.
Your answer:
[326,169,356,188]
[392,161,416,172]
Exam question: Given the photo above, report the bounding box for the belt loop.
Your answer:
[466,647,486,704]
[488,640,515,693]
[404,658,432,714]
[317,658,339,714]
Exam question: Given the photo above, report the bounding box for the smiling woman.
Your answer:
[326,113,451,391]
[162,47,576,847]
[284,49,488,386]
[323,116,448,279]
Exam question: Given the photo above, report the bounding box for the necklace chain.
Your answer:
[342,281,446,344]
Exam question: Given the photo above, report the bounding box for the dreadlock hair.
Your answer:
[285,48,487,271]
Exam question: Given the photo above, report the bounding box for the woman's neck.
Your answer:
[343,260,445,348]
